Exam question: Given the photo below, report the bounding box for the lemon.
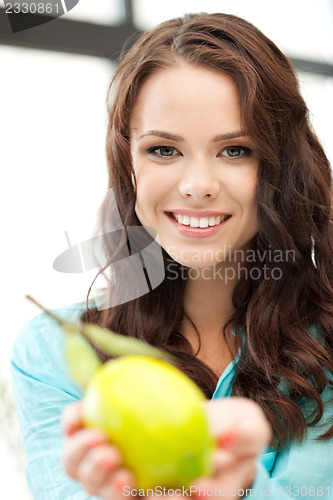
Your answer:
[24,296,214,490]
[82,355,214,490]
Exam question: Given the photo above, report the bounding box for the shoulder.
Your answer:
[10,300,103,499]
[12,299,91,355]
[11,300,96,397]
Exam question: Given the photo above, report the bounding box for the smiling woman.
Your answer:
[11,12,333,500]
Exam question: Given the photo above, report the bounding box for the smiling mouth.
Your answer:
[166,212,231,228]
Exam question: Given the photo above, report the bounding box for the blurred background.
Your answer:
[1,0,332,497]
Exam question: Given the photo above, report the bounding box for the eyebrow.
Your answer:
[138,130,247,142]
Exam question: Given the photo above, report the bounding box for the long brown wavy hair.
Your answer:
[81,13,333,449]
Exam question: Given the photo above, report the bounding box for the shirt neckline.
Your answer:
[212,347,241,398]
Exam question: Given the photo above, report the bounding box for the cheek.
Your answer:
[245,179,259,233]
[230,171,257,207]
[136,161,175,199]
[249,178,258,211]
[246,182,258,211]
[134,171,165,221]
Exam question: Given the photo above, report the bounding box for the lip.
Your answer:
[165,212,231,239]
[165,209,229,217]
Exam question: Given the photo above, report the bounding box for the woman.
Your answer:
[11,12,333,500]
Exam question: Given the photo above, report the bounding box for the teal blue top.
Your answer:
[10,302,333,499]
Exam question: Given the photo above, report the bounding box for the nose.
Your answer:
[178,157,220,201]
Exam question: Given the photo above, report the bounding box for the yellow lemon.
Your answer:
[82,355,214,490]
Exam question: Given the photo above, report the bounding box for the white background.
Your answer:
[0,0,332,498]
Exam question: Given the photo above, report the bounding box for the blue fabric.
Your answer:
[11,302,333,499]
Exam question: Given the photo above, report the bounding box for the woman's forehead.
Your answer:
[129,64,242,138]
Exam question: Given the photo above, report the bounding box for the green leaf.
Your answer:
[65,332,102,389]
[76,323,174,362]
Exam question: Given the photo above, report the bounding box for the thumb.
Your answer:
[205,397,272,457]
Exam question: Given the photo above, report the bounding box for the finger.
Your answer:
[76,444,124,495]
[205,397,272,456]
[98,484,128,500]
[148,496,181,500]
[62,427,110,479]
[192,456,257,497]
[211,448,237,473]
[148,494,184,500]
[99,468,137,500]
[61,401,84,436]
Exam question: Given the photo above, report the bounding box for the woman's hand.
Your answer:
[62,397,271,500]
[61,401,136,499]
[190,397,272,498]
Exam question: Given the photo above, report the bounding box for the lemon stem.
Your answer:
[25,295,175,363]
[25,295,67,327]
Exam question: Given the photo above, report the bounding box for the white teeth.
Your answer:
[172,213,230,227]
[190,217,199,227]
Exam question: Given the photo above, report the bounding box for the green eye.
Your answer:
[148,146,178,157]
[221,146,252,158]
[227,147,241,157]
[159,146,175,156]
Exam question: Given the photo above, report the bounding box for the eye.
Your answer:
[147,145,180,158]
[220,146,252,158]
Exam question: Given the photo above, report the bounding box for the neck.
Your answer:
[184,262,238,333]
[177,261,240,376]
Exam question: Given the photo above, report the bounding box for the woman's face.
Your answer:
[130,62,259,268]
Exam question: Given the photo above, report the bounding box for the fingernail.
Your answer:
[87,438,105,448]
[219,432,237,449]
[62,422,75,436]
